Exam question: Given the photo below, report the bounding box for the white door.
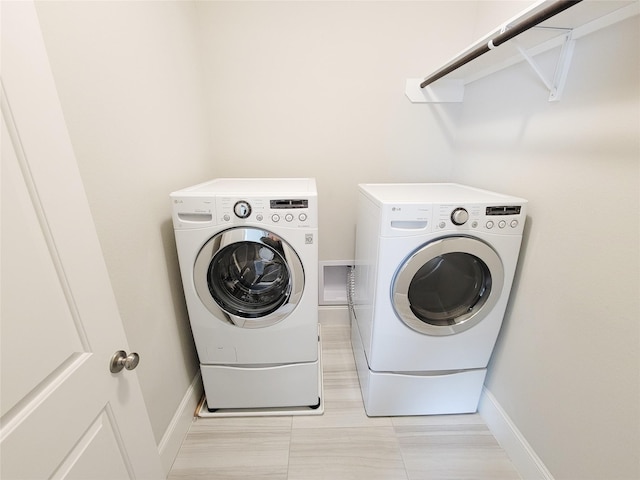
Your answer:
[1,2,164,479]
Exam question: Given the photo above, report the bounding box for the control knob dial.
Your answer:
[451,207,469,226]
[233,200,252,219]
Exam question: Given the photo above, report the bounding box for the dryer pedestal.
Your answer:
[351,318,486,416]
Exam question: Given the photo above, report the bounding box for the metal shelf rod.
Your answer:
[419,0,583,89]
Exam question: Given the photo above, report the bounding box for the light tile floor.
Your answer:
[168,320,521,480]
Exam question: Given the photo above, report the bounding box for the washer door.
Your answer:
[392,236,504,336]
[194,227,304,328]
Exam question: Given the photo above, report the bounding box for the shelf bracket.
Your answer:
[513,29,575,101]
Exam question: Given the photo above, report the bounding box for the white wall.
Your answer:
[193,1,479,261]
[452,13,640,480]
[34,1,210,445]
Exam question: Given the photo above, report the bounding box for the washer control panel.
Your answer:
[218,196,316,228]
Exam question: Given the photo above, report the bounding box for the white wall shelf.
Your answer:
[406,0,639,103]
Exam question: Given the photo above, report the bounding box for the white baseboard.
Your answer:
[158,372,203,475]
[478,387,554,480]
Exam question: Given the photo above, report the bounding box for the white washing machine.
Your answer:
[350,183,527,416]
[171,178,319,410]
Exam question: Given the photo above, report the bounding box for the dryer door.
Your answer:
[194,227,304,328]
[392,236,504,336]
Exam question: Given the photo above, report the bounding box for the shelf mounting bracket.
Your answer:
[513,29,575,101]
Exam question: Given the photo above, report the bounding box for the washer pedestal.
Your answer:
[351,318,486,417]
[202,359,319,410]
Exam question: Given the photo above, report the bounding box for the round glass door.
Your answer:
[392,236,504,336]
[194,227,304,328]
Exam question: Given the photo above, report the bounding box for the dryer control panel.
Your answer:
[433,204,526,235]
[380,202,526,237]
[434,203,525,235]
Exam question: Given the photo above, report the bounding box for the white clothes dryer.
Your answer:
[171,178,319,410]
[350,183,527,416]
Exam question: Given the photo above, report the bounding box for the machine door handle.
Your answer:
[110,350,140,373]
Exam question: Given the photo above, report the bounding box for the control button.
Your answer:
[439,221,446,229]
[223,214,230,222]
[486,221,495,229]
[471,221,478,228]
[256,214,263,221]
[499,220,506,229]
[510,220,519,228]
[451,208,469,226]
[233,200,251,219]
[299,213,307,222]
[272,214,280,222]
[285,214,294,222]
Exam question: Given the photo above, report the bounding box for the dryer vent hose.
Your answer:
[347,266,356,321]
